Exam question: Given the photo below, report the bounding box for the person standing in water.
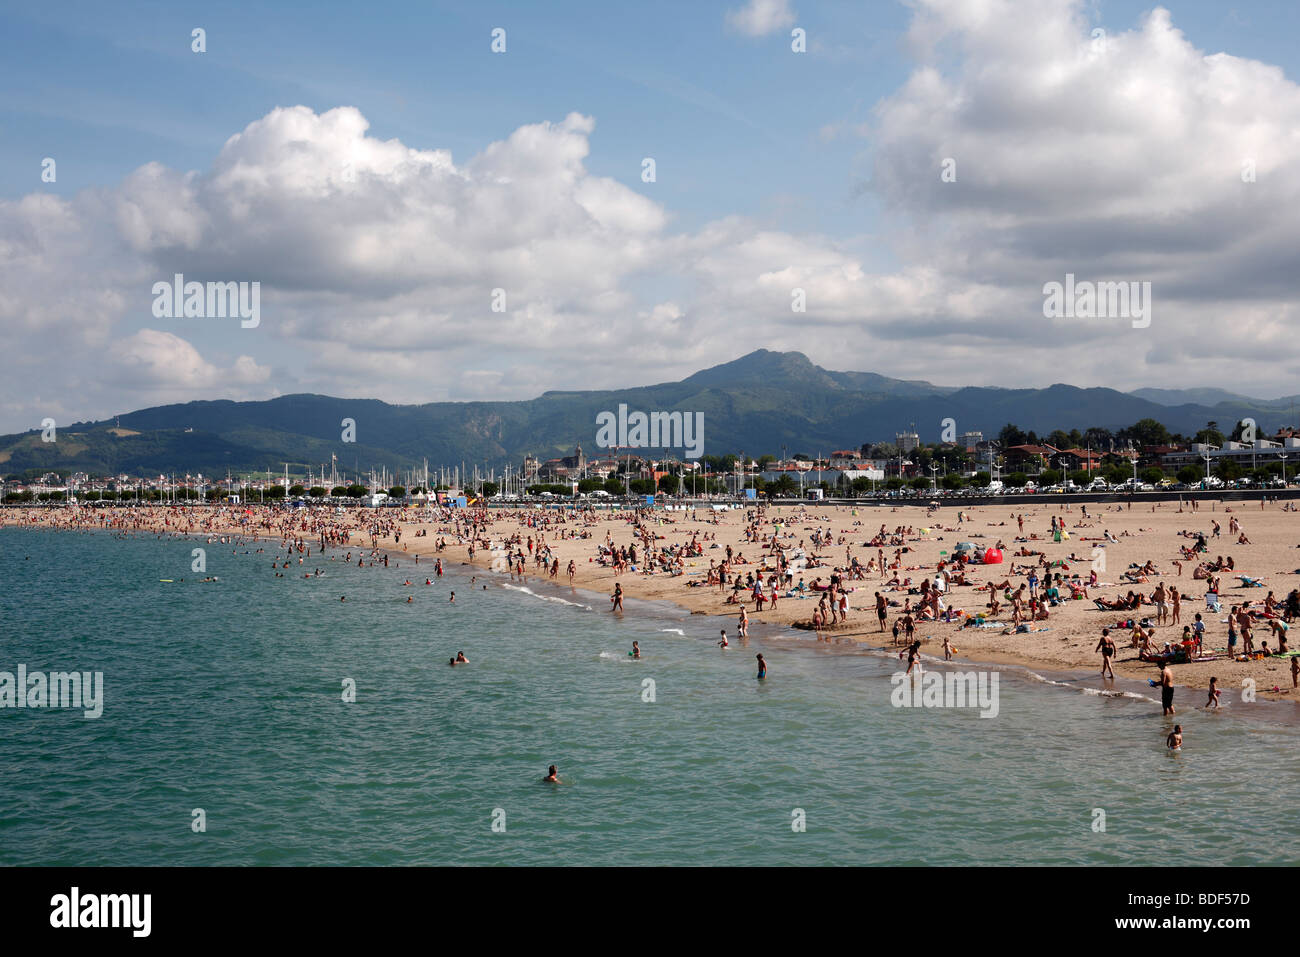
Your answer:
[631,641,641,659]
[1159,662,1176,715]
[1095,628,1116,679]
[1166,725,1182,751]
[611,582,624,612]
[1206,676,1220,709]
[756,653,767,679]
[905,640,922,676]
[718,629,730,649]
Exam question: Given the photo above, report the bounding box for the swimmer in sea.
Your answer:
[631,641,640,659]
[543,765,560,783]
[449,591,455,602]
[1166,725,1182,750]
[456,651,468,663]
[756,653,767,679]
[448,657,457,666]
[406,596,413,603]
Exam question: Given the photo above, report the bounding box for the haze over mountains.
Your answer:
[5,350,1298,478]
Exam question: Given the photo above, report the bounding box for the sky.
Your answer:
[2,0,1300,432]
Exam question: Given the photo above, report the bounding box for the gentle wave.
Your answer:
[1025,670,1158,703]
[499,582,593,610]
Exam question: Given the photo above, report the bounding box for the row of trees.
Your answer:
[997,418,1258,453]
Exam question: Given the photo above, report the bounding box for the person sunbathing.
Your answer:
[984,579,1012,591]
[1094,591,1141,611]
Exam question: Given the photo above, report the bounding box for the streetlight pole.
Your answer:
[929,463,938,491]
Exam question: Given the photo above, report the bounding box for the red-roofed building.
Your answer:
[1003,444,1057,470]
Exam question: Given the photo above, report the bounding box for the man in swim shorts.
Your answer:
[1095,628,1115,679]
[1159,662,1175,715]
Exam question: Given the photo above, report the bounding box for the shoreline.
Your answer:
[6,500,1300,710]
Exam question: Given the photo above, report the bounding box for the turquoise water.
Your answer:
[1,526,1296,866]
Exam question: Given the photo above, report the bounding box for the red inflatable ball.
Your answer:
[982,548,1004,564]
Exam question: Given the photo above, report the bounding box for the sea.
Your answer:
[1,526,1296,866]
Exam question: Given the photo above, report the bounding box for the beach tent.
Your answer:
[982,548,1004,564]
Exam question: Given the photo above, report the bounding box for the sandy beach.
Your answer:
[8,498,1300,702]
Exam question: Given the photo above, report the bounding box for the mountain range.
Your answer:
[4,350,1297,478]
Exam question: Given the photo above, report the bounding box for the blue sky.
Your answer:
[10,1,1296,229]
[3,0,1300,431]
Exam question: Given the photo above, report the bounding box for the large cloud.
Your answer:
[862,0,1300,379]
